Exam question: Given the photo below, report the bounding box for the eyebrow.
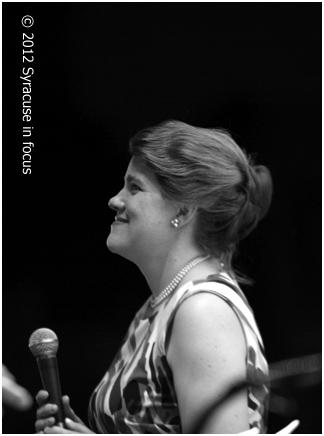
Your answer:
[124,174,144,185]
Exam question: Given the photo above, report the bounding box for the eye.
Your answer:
[130,182,141,192]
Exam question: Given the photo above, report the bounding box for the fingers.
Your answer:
[42,419,94,434]
[36,403,58,420]
[62,396,84,425]
[35,417,56,433]
[35,401,58,433]
[43,425,68,434]
[36,390,50,406]
[65,418,94,433]
[35,393,90,434]
[62,397,77,421]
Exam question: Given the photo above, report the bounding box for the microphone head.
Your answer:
[29,328,59,357]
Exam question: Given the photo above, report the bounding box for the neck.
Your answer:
[136,245,209,299]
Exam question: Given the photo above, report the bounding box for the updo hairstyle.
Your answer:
[129,120,273,281]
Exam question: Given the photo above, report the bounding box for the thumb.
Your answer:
[62,396,84,424]
[65,418,94,434]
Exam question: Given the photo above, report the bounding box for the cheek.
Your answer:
[129,196,174,234]
[141,206,171,228]
[141,213,172,241]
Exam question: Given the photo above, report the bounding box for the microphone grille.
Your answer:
[29,328,59,357]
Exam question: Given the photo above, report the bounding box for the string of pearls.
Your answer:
[150,254,210,308]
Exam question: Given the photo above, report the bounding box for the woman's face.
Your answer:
[107,157,177,263]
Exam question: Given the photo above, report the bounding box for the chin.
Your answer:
[107,235,126,257]
[106,235,119,254]
[106,236,137,264]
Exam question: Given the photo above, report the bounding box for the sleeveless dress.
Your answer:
[88,273,269,434]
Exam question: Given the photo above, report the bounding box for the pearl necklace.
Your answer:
[150,254,210,308]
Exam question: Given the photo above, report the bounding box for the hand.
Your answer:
[2,365,33,413]
[42,418,95,434]
[35,390,94,434]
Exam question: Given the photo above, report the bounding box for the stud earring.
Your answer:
[171,218,179,228]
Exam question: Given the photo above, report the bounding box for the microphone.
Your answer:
[29,328,65,427]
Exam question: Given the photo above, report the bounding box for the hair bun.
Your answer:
[248,164,273,221]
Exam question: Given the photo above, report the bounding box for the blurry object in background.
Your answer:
[269,353,322,417]
[275,420,300,434]
[270,353,322,388]
[240,419,300,434]
[2,365,33,415]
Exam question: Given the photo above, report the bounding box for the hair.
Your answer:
[129,120,273,283]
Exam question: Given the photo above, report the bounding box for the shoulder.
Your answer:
[175,290,245,342]
[166,289,251,433]
[167,289,247,376]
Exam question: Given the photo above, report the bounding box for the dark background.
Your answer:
[2,3,321,434]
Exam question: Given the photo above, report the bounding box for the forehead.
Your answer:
[126,157,159,187]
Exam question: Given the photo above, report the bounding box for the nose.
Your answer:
[108,190,125,212]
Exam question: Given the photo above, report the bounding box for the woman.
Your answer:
[35,120,272,434]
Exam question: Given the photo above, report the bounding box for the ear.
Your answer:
[176,205,198,228]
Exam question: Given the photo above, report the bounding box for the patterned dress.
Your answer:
[88,273,269,434]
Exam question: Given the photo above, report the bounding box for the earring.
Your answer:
[171,218,179,228]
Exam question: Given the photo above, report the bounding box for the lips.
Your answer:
[115,216,129,223]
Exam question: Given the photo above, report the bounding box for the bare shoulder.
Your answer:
[167,289,249,433]
[172,289,245,344]
[167,289,247,377]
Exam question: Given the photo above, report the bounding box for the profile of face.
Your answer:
[107,157,177,264]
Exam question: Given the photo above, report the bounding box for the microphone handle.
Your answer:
[37,355,65,427]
